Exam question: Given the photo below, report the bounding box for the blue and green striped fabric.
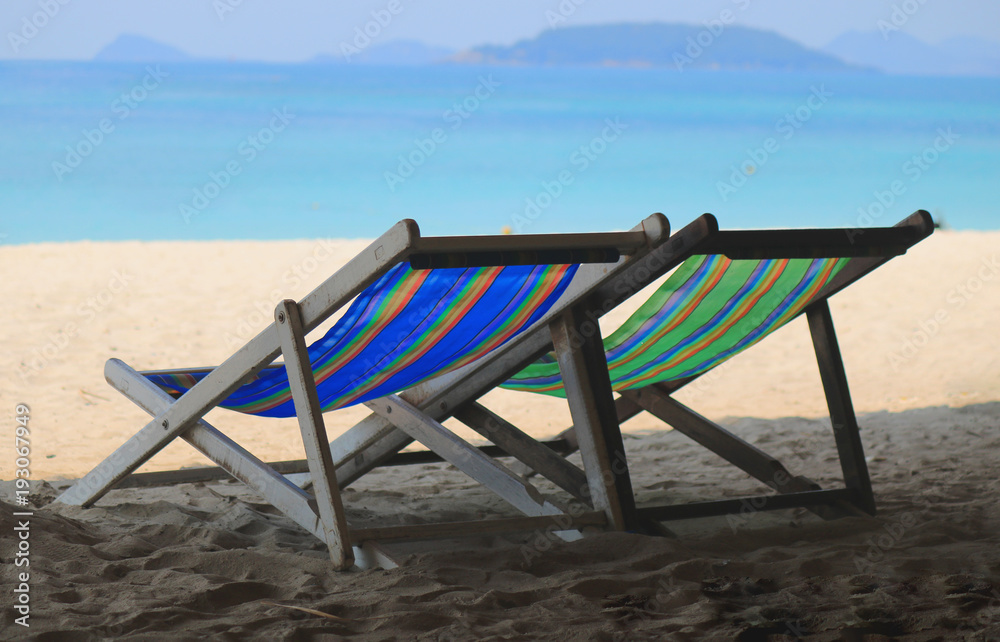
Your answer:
[146,262,578,417]
[148,253,849,418]
[503,255,848,395]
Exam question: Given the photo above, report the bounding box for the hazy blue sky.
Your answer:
[4,0,1000,62]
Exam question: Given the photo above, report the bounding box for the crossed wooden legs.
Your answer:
[64,292,873,570]
[80,297,637,569]
[525,298,877,523]
[273,298,643,564]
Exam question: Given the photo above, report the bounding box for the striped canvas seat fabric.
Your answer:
[146,262,578,417]
[503,255,849,396]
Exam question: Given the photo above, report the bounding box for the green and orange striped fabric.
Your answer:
[502,255,848,395]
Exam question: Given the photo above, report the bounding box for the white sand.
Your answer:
[2,228,999,638]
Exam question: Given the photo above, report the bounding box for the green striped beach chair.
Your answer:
[59,212,933,570]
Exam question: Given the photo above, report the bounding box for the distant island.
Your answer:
[451,23,861,72]
[89,24,1000,77]
[94,34,192,63]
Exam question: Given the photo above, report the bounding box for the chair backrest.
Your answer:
[503,254,850,396]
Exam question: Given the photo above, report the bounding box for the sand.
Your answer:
[2,227,999,638]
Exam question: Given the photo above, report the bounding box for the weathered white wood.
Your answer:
[111,459,311,488]
[296,220,420,332]
[276,299,354,570]
[453,402,590,502]
[352,542,401,570]
[58,220,419,507]
[550,308,637,532]
[364,396,576,528]
[78,358,327,540]
[331,417,414,488]
[54,325,281,506]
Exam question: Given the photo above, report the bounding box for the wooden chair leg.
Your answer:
[276,300,354,569]
[806,299,877,515]
[365,395,581,538]
[550,307,640,532]
[101,358,336,541]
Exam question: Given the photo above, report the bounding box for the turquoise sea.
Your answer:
[1,62,998,243]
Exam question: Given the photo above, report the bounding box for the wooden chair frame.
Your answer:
[58,214,674,569]
[58,211,934,570]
